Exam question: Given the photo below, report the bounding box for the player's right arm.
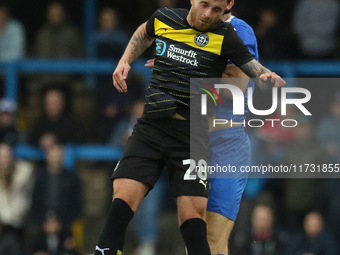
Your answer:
[113,22,155,93]
[219,63,249,99]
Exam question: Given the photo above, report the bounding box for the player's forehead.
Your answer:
[198,0,228,8]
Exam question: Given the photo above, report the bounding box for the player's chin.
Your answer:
[196,23,210,31]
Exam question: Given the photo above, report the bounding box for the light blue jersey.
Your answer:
[215,16,259,122]
[207,16,258,221]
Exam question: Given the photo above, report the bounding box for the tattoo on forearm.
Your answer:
[240,60,270,78]
[123,23,154,63]
[131,32,146,56]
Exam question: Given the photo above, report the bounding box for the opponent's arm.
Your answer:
[113,22,155,93]
[239,59,285,92]
[219,64,249,99]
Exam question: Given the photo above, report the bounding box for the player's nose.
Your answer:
[204,8,213,18]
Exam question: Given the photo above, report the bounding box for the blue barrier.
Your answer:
[14,144,124,170]
[3,59,153,101]
[3,59,340,101]
[263,60,340,77]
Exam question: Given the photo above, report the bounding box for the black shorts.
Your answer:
[111,117,210,198]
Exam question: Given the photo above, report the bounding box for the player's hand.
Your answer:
[260,72,286,88]
[145,59,155,68]
[112,61,131,93]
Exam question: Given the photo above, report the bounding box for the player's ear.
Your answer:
[226,0,235,11]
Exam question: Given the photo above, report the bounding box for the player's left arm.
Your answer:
[220,24,256,98]
[238,59,285,92]
[224,23,285,92]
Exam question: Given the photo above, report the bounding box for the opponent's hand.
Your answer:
[260,72,286,88]
[145,59,155,68]
[112,61,131,93]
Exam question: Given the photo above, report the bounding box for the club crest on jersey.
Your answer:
[194,33,209,47]
[155,39,167,56]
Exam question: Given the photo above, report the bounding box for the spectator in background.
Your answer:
[231,204,288,255]
[317,178,340,247]
[0,143,34,241]
[255,9,296,60]
[94,7,129,60]
[293,0,340,59]
[0,220,20,255]
[95,73,144,142]
[94,9,144,141]
[0,99,18,146]
[109,99,145,147]
[0,4,25,62]
[34,2,83,59]
[30,144,82,239]
[286,212,338,255]
[28,89,81,149]
[30,2,84,91]
[317,92,340,163]
[0,143,34,230]
[32,213,79,255]
[316,94,340,245]
[311,90,340,252]
[283,116,326,229]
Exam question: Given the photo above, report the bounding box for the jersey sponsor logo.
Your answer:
[194,33,209,47]
[167,44,199,67]
[155,39,167,56]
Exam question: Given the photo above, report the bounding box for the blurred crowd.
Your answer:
[1,0,340,254]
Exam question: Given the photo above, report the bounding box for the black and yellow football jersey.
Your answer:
[144,7,253,118]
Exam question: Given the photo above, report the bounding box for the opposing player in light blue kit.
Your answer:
[206,0,259,254]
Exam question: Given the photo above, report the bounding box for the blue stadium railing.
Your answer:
[3,59,153,101]
[3,59,340,168]
[4,59,340,101]
[14,144,124,170]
